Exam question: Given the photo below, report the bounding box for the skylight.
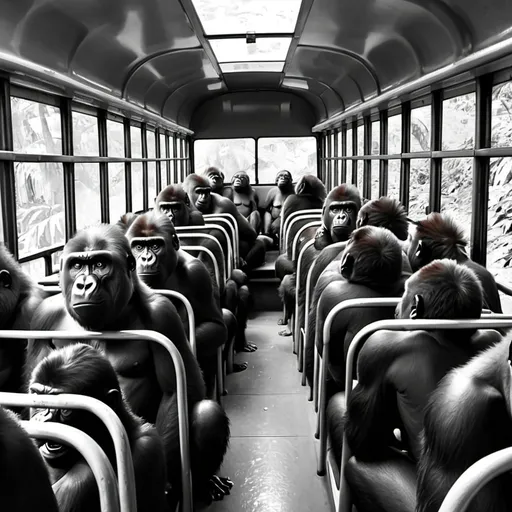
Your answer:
[220,62,285,73]
[209,37,292,63]
[192,0,302,35]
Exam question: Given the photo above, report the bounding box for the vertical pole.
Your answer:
[123,118,132,213]
[400,101,411,211]
[363,117,372,199]
[379,110,388,197]
[98,109,109,223]
[141,123,148,211]
[155,127,162,192]
[341,124,347,183]
[60,97,76,240]
[430,90,443,214]
[352,119,358,187]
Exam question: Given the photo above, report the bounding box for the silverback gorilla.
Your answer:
[0,244,44,392]
[125,211,228,395]
[26,224,232,503]
[0,406,59,512]
[227,171,261,233]
[262,170,295,246]
[417,335,512,512]
[183,174,266,272]
[30,343,168,512]
[408,212,502,312]
[340,260,499,512]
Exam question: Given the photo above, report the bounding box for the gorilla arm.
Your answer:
[417,359,512,512]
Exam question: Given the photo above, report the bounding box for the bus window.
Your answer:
[411,105,431,152]
[107,120,126,221]
[159,132,167,187]
[388,160,400,199]
[131,126,144,212]
[492,82,512,148]
[11,98,62,154]
[442,93,476,150]
[409,159,430,219]
[371,161,379,199]
[388,114,401,155]
[147,130,157,201]
[258,137,316,184]
[14,162,65,257]
[346,128,353,182]
[441,158,473,241]
[194,138,255,182]
[73,112,101,229]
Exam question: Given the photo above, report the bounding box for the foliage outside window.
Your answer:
[388,114,401,154]
[388,160,400,199]
[73,111,99,156]
[75,163,101,230]
[357,125,364,155]
[107,120,124,157]
[492,83,512,148]
[441,158,473,242]
[371,161,379,199]
[258,137,316,184]
[372,121,380,155]
[357,160,364,192]
[147,131,157,202]
[410,106,431,152]
[194,138,255,183]
[409,159,430,220]
[109,163,125,222]
[442,94,475,150]
[132,164,144,212]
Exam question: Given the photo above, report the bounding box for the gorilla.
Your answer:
[204,167,229,197]
[417,336,512,512]
[155,184,204,226]
[408,212,502,313]
[125,211,230,393]
[183,174,266,272]
[0,406,59,512]
[227,171,261,233]
[0,244,44,392]
[338,260,500,512]
[262,170,295,246]
[26,224,232,503]
[29,343,168,511]
[304,197,411,389]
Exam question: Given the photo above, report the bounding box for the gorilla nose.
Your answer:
[74,275,97,296]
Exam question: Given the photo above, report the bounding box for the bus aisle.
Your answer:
[205,310,333,512]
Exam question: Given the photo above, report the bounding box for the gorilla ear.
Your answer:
[127,254,136,273]
[410,294,424,320]
[172,234,180,251]
[340,253,354,279]
[0,269,12,289]
[105,389,122,411]
[358,212,369,227]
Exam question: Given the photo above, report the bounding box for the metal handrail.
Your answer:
[181,245,221,289]
[317,298,400,474]
[338,318,512,512]
[204,213,239,264]
[438,447,512,512]
[177,233,226,283]
[155,290,196,356]
[284,214,322,258]
[303,258,320,391]
[198,217,238,270]
[1,392,134,512]
[175,224,233,277]
[4,329,192,512]
[291,221,322,261]
[294,239,316,357]
[281,209,322,253]
[21,420,120,512]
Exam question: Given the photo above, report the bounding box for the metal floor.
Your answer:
[207,311,333,512]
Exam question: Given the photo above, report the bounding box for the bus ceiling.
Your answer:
[1,0,512,133]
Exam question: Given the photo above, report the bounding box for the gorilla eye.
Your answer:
[152,244,160,251]
[60,409,73,420]
[73,262,82,270]
[95,261,104,268]
[135,244,143,251]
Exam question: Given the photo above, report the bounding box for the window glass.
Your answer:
[210,37,291,63]
[410,105,431,152]
[75,163,101,230]
[357,161,364,192]
[441,158,473,241]
[371,161,379,199]
[258,137,317,184]
[192,0,302,35]
[220,62,285,73]
[73,111,99,156]
[21,259,45,279]
[11,98,62,154]
[131,126,142,158]
[147,130,157,202]
[107,119,124,157]
[388,114,401,154]
[409,159,430,220]
[372,121,380,155]
[159,133,166,157]
[388,160,400,199]
[492,82,512,148]
[15,162,64,257]
[442,93,475,150]
[357,125,364,155]
[109,163,126,222]
[195,138,255,182]
[346,129,353,157]
[131,163,144,212]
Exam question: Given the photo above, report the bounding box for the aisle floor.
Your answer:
[208,311,333,512]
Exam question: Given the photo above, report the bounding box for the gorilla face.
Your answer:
[207,171,224,193]
[232,172,250,192]
[158,200,189,226]
[191,186,212,213]
[326,201,358,242]
[276,171,292,189]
